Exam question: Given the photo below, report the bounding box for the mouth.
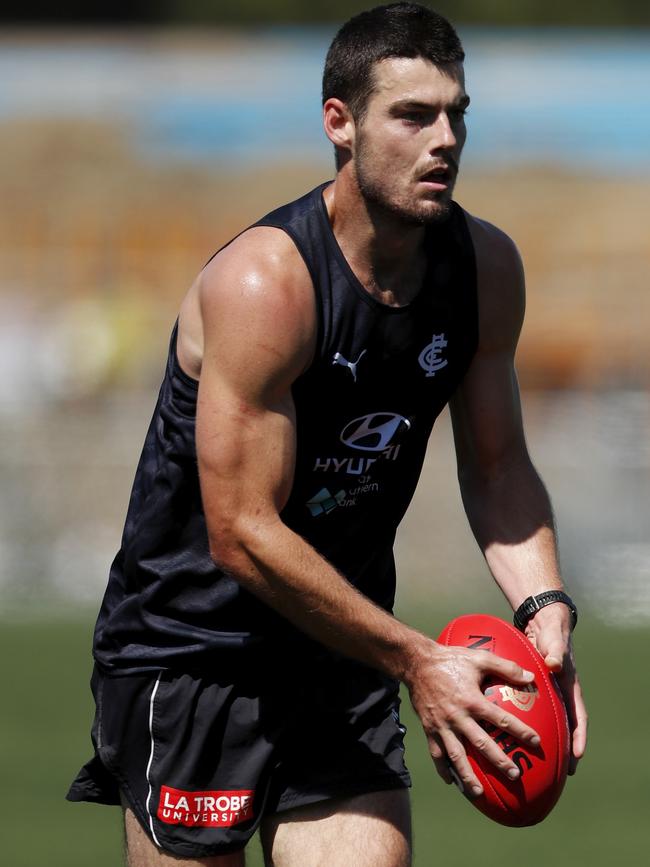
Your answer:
[418,165,454,190]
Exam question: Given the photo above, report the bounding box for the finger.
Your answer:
[427,732,453,785]
[477,650,536,686]
[459,717,526,782]
[438,729,484,798]
[480,702,541,750]
[554,659,588,775]
[568,678,588,775]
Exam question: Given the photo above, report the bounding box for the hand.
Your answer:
[524,603,588,775]
[405,640,541,797]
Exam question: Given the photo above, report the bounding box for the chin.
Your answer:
[356,170,454,226]
[420,200,453,223]
[390,202,452,227]
[403,196,453,225]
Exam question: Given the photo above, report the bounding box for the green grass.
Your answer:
[1,614,644,866]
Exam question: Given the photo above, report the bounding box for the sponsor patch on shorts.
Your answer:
[157,785,254,827]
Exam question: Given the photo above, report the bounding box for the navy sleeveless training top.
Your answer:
[93,182,478,674]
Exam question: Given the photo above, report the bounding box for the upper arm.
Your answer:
[194,227,317,554]
[450,215,529,478]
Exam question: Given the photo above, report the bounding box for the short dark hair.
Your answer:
[322,2,464,122]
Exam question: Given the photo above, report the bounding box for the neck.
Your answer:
[323,172,428,307]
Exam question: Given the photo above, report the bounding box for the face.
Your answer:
[352,57,469,225]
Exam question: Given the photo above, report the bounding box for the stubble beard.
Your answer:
[354,140,454,227]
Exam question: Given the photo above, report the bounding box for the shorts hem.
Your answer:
[98,751,152,834]
[272,770,412,814]
[121,787,250,860]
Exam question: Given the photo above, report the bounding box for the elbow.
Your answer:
[206,512,277,578]
[206,518,250,576]
[208,543,238,576]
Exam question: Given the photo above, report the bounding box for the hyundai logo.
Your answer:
[340,413,411,452]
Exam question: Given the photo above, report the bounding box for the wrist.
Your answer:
[526,601,572,635]
[513,590,578,632]
[396,630,438,689]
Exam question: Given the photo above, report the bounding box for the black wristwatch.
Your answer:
[513,590,578,632]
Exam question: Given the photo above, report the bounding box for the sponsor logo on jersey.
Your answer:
[306,479,382,515]
[157,786,254,828]
[313,412,410,475]
[306,487,346,516]
[340,413,411,452]
[332,348,367,382]
[418,333,448,376]
[313,455,383,475]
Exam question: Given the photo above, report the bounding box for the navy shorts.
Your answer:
[67,650,411,859]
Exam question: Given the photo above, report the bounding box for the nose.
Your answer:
[429,111,458,152]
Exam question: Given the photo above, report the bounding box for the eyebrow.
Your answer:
[389,94,471,113]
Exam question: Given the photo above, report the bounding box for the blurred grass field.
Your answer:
[1,611,646,866]
[1,24,648,867]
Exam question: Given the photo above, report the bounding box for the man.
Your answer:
[68,4,587,865]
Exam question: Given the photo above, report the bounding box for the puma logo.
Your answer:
[332,349,367,383]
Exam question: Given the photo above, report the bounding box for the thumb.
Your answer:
[543,642,565,672]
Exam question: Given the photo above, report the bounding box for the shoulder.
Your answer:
[197,225,318,384]
[462,209,526,353]
[200,225,315,321]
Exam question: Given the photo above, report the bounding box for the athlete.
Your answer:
[68,4,587,866]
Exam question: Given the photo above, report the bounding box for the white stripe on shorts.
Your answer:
[145,673,163,848]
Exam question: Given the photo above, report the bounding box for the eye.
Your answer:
[401,110,433,127]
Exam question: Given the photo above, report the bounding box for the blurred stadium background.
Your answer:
[0,3,648,865]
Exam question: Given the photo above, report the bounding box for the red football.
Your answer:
[436,613,570,827]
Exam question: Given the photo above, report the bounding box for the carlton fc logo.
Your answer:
[340,413,411,452]
[419,333,448,376]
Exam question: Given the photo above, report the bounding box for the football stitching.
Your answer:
[499,621,565,786]
[446,615,566,808]
[479,766,509,815]
[444,616,526,819]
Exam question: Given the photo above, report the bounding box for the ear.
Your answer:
[323,97,356,155]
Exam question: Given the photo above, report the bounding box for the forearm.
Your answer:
[211,516,427,683]
[459,453,564,609]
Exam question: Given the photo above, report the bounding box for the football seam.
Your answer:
[480,767,509,815]
[439,615,568,822]
[502,623,565,785]
[445,616,566,797]
[443,617,524,820]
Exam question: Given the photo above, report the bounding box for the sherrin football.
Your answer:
[436,613,570,827]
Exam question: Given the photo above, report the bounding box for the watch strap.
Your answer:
[513,590,578,632]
